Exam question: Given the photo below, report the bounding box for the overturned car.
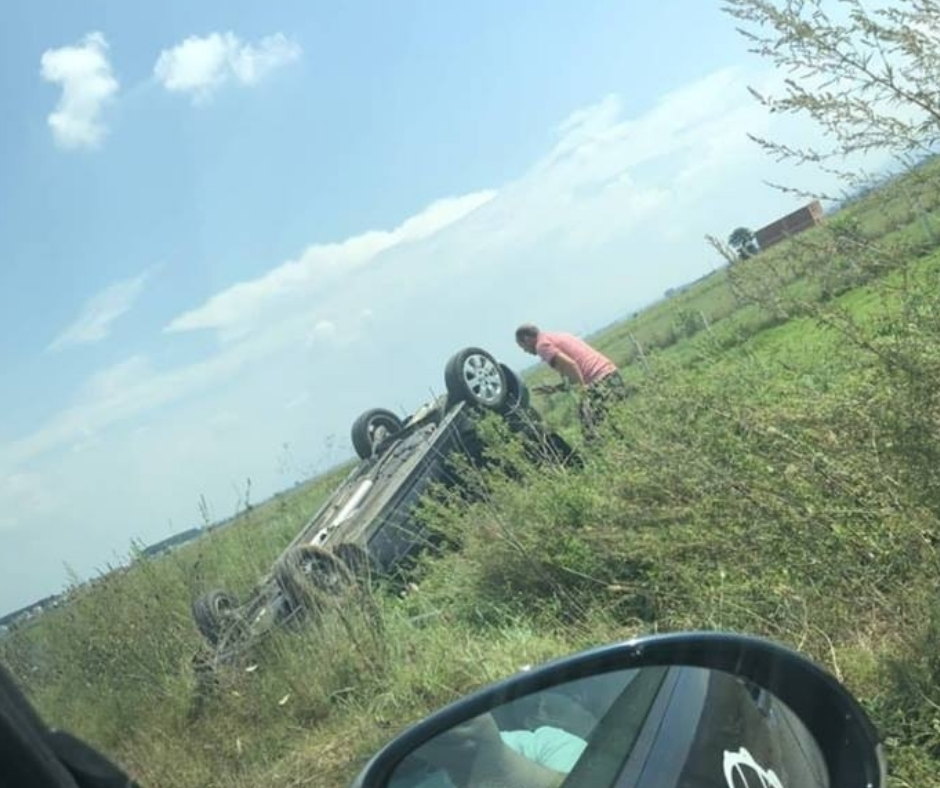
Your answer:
[190,346,577,666]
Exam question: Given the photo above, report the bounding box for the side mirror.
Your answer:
[349,632,885,788]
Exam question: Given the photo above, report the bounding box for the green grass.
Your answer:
[5,158,940,787]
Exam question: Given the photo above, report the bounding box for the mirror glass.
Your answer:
[387,665,829,788]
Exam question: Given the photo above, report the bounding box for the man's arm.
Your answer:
[549,351,585,387]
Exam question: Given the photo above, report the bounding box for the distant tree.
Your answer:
[728,226,760,260]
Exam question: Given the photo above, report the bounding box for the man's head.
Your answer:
[515,323,540,354]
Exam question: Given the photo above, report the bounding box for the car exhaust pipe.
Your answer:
[330,479,374,527]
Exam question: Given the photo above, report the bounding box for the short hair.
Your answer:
[515,323,540,342]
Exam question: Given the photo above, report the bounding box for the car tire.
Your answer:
[444,347,508,411]
[351,408,404,460]
[498,363,531,414]
[191,589,240,646]
[274,545,355,613]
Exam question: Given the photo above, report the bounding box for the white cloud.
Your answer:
[0,473,56,532]
[172,69,747,344]
[164,189,496,338]
[309,319,336,342]
[153,31,302,103]
[7,65,845,478]
[78,356,154,402]
[1,356,214,468]
[284,392,310,411]
[154,65,816,372]
[5,309,322,470]
[40,32,119,150]
[48,269,152,352]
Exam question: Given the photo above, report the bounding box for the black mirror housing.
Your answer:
[349,631,885,788]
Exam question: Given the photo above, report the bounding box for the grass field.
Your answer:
[4,156,940,787]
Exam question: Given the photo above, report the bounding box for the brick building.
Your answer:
[755,200,824,250]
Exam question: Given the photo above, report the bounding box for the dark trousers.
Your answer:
[577,371,629,442]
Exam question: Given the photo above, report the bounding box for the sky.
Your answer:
[0,1,862,614]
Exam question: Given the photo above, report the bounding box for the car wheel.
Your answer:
[351,408,404,460]
[535,431,584,469]
[444,347,508,410]
[191,589,240,646]
[498,363,530,413]
[274,545,355,613]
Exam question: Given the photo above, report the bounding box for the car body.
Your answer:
[190,346,578,669]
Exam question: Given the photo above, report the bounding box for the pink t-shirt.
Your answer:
[535,331,617,384]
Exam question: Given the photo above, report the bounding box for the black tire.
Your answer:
[444,347,508,411]
[351,408,404,460]
[498,363,531,414]
[191,589,240,646]
[540,431,584,469]
[274,545,355,613]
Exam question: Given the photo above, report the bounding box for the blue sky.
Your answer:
[0,1,857,613]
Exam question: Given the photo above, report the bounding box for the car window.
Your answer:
[389,667,651,788]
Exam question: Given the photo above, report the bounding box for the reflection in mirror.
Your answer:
[387,666,830,788]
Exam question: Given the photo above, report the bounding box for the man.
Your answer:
[515,323,629,441]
